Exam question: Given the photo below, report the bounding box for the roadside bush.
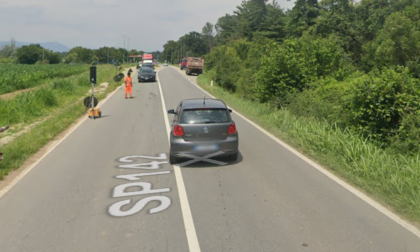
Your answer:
[51,79,75,94]
[255,35,349,106]
[341,67,420,144]
[205,38,271,97]
[284,75,354,124]
[205,45,242,92]
[34,87,58,107]
[389,111,420,155]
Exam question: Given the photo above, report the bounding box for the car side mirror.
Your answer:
[228,109,232,113]
[167,109,176,114]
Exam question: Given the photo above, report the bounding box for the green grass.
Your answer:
[0,64,87,94]
[0,65,118,127]
[197,73,420,223]
[0,65,121,180]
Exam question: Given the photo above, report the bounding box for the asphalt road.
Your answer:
[0,66,419,252]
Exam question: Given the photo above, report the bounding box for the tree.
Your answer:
[202,22,215,52]
[16,44,44,64]
[362,11,420,73]
[67,46,94,63]
[0,38,17,58]
[286,0,319,38]
[48,52,61,64]
[64,52,78,63]
[215,14,241,44]
[179,32,206,57]
[234,0,268,40]
[256,1,287,41]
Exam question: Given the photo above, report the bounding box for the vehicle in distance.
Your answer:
[167,98,238,164]
[180,58,187,70]
[138,67,156,82]
[185,57,204,76]
[143,59,153,65]
[164,62,168,66]
[142,53,153,62]
[136,62,142,69]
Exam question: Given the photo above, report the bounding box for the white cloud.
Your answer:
[0,0,296,51]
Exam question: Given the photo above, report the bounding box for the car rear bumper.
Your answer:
[170,134,238,157]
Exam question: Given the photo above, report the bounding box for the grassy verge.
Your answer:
[197,73,420,223]
[0,65,122,180]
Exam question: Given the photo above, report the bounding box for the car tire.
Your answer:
[169,154,178,165]
[226,152,238,162]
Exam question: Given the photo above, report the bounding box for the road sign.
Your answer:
[83,96,98,108]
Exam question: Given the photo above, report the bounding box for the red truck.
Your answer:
[142,54,153,64]
[180,58,187,70]
[185,57,204,75]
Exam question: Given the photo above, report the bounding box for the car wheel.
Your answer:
[169,154,178,165]
[226,152,238,162]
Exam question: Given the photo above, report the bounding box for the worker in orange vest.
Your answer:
[124,71,133,99]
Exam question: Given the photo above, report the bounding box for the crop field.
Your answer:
[0,64,87,95]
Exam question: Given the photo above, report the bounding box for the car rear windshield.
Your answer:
[140,68,154,73]
[179,109,230,124]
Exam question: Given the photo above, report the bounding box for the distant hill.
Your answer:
[0,41,70,53]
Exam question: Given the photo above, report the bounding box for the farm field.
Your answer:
[0,64,128,179]
[0,64,86,95]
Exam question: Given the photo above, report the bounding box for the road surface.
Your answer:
[0,66,419,252]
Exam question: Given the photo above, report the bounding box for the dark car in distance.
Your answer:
[167,98,239,164]
[138,67,156,82]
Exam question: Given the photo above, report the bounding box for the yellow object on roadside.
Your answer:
[88,107,102,118]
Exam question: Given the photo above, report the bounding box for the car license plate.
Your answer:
[193,144,218,151]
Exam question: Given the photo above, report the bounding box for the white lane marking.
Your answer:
[173,68,420,238]
[0,82,123,199]
[157,72,201,252]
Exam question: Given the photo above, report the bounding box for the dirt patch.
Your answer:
[0,82,111,146]
[0,86,42,100]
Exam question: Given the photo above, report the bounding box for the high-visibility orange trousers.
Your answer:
[125,85,132,98]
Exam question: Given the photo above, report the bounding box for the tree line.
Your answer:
[0,38,162,65]
[164,0,420,155]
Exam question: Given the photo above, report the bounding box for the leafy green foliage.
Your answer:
[16,44,44,64]
[255,36,348,105]
[341,67,420,143]
[362,11,420,74]
[0,64,86,94]
[286,0,319,38]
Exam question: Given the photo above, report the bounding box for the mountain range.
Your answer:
[0,41,70,53]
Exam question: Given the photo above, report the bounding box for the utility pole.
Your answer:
[127,37,130,63]
[122,35,126,64]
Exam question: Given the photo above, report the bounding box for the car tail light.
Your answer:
[173,125,184,136]
[227,123,236,134]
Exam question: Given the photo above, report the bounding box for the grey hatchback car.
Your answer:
[167,98,239,164]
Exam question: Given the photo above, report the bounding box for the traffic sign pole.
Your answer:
[90,66,97,120]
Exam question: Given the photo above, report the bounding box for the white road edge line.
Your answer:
[173,67,420,239]
[157,71,201,252]
[0,81,123,199]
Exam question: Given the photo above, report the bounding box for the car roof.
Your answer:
[181,98,227,110]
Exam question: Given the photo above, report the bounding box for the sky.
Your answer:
[0,0,296,52]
